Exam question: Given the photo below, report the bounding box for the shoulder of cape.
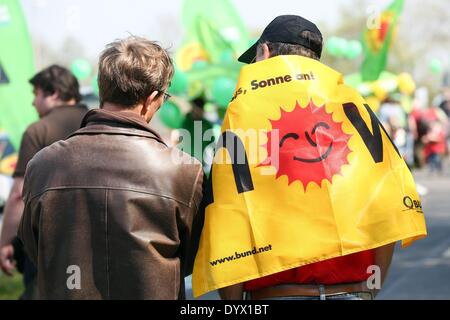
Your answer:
[240,56,343,82]
[238,55,366,105]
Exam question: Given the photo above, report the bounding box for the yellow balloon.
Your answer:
[366,96,381,113]
[397,73,416,96]
[176,43,209,71]
[372,82,387,101]
[401,95,413,113]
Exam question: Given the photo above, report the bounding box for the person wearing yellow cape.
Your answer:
[190,15,427,300]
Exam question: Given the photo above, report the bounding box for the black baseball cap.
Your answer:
[238,15,323,64]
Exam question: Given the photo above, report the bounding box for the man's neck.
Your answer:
[42,100,77,117]
[102,102,144,118]
[51,100,77,110]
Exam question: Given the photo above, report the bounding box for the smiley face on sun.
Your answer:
[259,100,352,188]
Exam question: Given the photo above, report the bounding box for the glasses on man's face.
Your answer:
[162,92,172,102]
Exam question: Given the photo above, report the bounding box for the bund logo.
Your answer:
[403,196,423,213]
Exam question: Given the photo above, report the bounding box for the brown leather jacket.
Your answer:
[18,109,204,300]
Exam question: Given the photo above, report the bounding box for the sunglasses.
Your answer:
[160,91,172,102]
[162,91,172,102]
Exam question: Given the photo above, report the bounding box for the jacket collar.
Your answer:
[71,108,166,145]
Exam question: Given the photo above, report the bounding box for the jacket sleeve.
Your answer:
[179,165,205,277]
[13,125,43,178]
[17,163,40,267]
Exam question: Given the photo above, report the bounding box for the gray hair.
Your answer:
[257,30,323,61]
[98,36,174,108]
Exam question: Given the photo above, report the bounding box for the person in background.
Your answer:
[436,90,450,156]
[422,97,449,173]
[0,65,88,299]
[423,120,447,173]
[378,96,414,168]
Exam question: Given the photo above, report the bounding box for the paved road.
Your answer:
[377,165,450,300]
[186,162,450,300]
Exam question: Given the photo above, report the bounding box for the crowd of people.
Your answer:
[377,88,450,178]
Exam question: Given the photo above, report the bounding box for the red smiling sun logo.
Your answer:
[259,100,352,188]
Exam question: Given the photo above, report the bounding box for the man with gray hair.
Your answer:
[18,37,204,300]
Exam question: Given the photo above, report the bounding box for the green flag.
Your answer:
[361,0,404,82]
[0,0,37,150]
[0,62,9,83]
[177,0,249,70]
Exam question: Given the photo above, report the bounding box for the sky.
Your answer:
[20,0,393,59]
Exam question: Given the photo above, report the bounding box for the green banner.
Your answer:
[360,0,404,82]
[0,62,9,83]
[177,0,250,70]
[182,0,249,59]
[0,0,36,150]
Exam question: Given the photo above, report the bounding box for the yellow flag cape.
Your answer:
[192,56,427,297]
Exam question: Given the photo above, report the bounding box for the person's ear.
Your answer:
[262,43,271,60]
[47,91,60,103]
[256,43,271,62]
[141,90,162,122]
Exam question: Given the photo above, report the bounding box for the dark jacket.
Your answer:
[18,109,203,300]
[13,104,89,178]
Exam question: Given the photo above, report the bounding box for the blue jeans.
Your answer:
[245,285,374,300]
[262,292,373,300]
[427,153,443,172]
